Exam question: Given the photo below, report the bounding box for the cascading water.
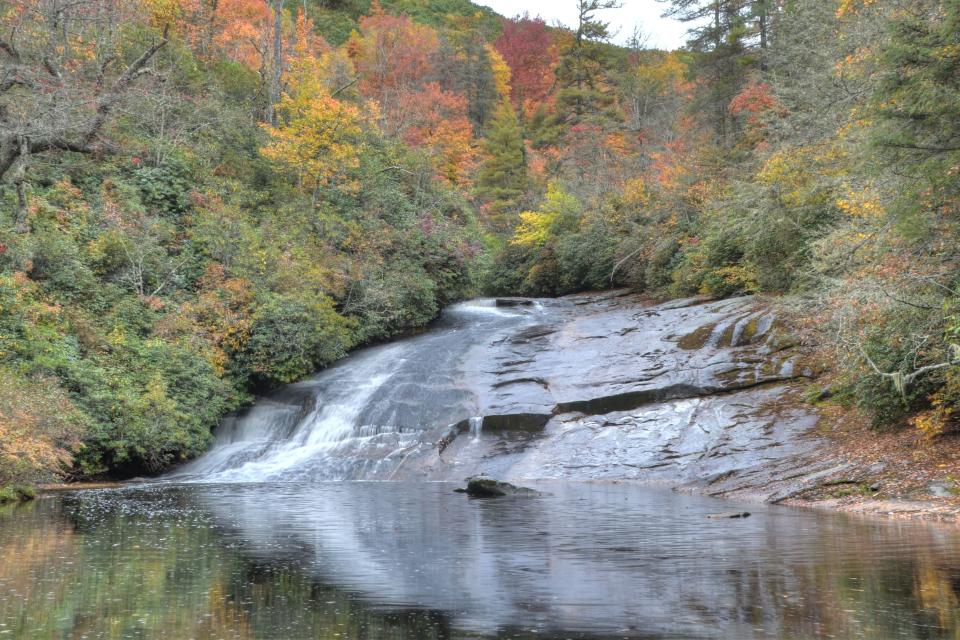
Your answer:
[468,416,483,442]
[172,300,539,483]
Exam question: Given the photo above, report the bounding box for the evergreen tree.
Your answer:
[553,0,622,128]
[475,98,529,232]
[871,0,960,223]
[657,0,761,144]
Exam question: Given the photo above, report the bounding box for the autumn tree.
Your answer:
[494,14,556,120]
[512,181,581,248]
[261,23,365,209]
[619,52,690,137]
[346,3,440,135]
[182,0,296,122]
[346,4,475,184]
[0,366,84,496]
[400,82,477,184]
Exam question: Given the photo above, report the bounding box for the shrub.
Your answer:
[241,293,354,385]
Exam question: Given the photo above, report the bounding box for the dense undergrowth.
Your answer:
[1,0,958,497]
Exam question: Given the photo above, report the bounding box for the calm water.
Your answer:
[1,483,959,640]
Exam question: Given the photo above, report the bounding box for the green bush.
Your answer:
[241,293,354,385]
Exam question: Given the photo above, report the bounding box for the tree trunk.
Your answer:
[266,0,285,126]
[12,135,28,232]
[714,1,721,50]
[758,0,768,49]
[14,179,27,232]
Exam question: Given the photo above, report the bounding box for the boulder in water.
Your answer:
[495,298,535,307]
[462,476,540,498]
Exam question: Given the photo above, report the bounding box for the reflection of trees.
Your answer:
[735,520,960,640]
[0,494,451,640]
[915,557,960,633]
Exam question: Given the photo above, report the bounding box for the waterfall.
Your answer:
[171,301,537,483]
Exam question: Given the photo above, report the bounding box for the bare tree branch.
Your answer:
[0,24,170,188]
[610,246,644,284]
[331,76,359,98]
[878,287,939,311]
[83,24,169,146]
[96,55,116,88]
[0,72,32,93]
[860,343,960,400]
[150,255,192,298]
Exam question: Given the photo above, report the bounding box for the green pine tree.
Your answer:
[871,0,960,225]
[552,0,621,129]
[475,98,529,232]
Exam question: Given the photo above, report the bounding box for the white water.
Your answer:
[172,300,536,483]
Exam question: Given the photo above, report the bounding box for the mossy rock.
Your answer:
[677,323,717,350]
[740,316,761,343]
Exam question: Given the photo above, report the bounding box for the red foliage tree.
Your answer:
[494,14,557,117]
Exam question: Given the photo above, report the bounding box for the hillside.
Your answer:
[1,0,958,500]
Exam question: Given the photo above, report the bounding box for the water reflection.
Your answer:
[0,483,958,639]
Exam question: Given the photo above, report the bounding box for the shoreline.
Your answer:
[29,478,960,526]
[784,495,960,523]
[780,405,960,524]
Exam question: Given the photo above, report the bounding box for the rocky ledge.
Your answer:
[383,291,859,503]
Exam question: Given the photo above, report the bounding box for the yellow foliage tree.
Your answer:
[486,44,512,99]
[261,36,366,210]
[636,52,688,97]
[511,182,580,248]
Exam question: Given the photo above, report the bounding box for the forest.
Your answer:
[0,0,957,498]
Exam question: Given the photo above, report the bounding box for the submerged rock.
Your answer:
[462,476,540,498]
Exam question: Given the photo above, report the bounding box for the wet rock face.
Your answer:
[182,293,829,501]
[400,292,826,500]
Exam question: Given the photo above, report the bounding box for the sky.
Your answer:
[471,0,690,50]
